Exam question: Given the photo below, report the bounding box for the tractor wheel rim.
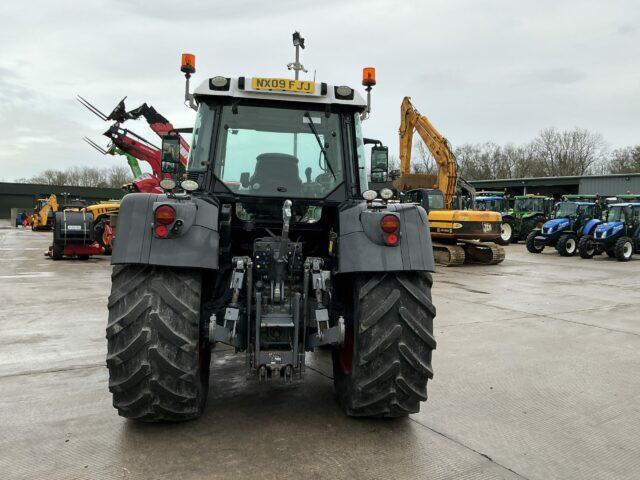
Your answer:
[501,223,512,241]
[624,242,632,257]
[566,238,576,253]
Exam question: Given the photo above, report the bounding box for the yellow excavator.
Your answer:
[397,96,505,266]
[30,194,60,231]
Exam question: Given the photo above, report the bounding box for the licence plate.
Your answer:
[482,222,492,232]
[67,225,82,230]
[251,77,315,94]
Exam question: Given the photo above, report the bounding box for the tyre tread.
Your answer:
[106,265,206,422]
[335,272,436,418]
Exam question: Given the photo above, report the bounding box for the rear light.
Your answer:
[154,224,168,238]
[154,205,176,225]
[380,214,400,246]
[380,214,400,233]
[386,233,399,245]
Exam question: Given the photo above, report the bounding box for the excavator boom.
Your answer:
[398,97,458,209]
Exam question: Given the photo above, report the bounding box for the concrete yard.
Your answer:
[1,226,639,480]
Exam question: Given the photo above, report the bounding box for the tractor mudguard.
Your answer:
[337,202,435,273]
[582,218,601,236]
[111,193,219,269]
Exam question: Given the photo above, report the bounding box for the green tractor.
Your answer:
[474,193,553,244]
[505,195,554,243]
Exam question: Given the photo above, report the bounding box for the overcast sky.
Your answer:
[1,0,638,181]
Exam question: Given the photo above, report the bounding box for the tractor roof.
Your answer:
[194,76,367,110]
[610,202,640,208]
[476,196,503,201]
[514,195,549,199]
[558,201,595,206]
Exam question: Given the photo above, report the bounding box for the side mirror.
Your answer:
[161,134,181,177]
[370,146,389,183]
[240,172,251,188]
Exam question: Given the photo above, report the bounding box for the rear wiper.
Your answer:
[304,112,335,179]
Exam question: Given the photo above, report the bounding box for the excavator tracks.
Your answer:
[459,240,505,265]
[432,242,466,266]
[432,241,505,266]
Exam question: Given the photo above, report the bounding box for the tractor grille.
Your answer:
[594,230,604,240]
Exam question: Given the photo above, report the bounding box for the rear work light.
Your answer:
[154,205,176,225]
[380,214,400,245]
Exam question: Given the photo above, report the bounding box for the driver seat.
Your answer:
[250,153,302,193]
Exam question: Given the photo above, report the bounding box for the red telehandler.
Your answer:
[78,95,190,193]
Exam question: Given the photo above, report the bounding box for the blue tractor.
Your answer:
[526,201,602,256]
[579,202,640,261]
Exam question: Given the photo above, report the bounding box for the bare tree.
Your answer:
[607,146,640,174]
[387,154,401,173]
[412,141,438,174]
[532,127,608,176]
[18,166,133,188]
[108,165,134,187]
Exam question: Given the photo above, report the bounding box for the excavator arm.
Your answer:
[398,96,458,209]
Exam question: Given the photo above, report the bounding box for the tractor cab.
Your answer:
[474,195,507,214]
[402,188,445,212]
[180,76,374,226]
[513,195,553,218]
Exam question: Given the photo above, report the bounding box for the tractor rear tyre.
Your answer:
[496,221,513,245]
[557,234,578,257]
[526,230,544,253]
[578,235,596,259]
[605,249,616,258]
[106,265,210,422]
[333,272,436,417]
[614,236,634,262]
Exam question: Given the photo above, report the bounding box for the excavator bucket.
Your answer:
[393,173,438,192]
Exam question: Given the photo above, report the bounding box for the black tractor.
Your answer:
[105,64,437,421]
